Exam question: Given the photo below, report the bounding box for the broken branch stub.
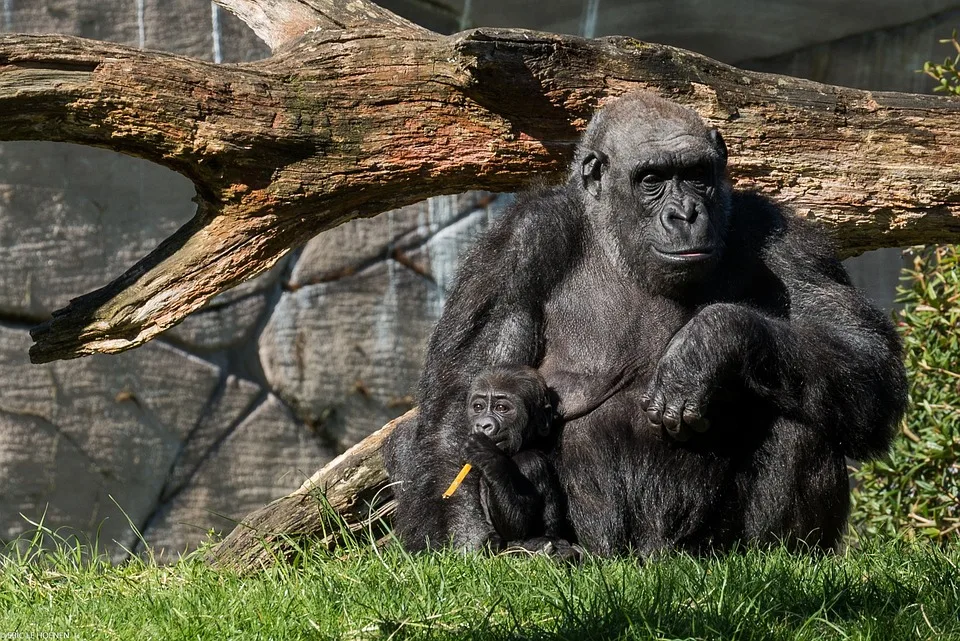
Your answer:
[214,0,431,48]
[0,0,958,362]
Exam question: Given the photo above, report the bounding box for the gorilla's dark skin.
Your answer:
[462,366,566,549]
[385,92,907,555]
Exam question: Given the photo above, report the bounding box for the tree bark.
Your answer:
[0,0,957,362]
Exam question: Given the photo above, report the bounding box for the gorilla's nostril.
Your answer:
[664,206,697,223]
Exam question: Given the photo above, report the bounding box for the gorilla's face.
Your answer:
[466,366,551,456]
[468,381,530,455]
[579,102,732,295]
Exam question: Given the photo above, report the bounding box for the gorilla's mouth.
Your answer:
[653,247,715,262]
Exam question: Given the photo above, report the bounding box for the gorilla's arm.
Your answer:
[522,452,566,539]
[385,188,583,549]
[643,205,907,457]
[542,353,647,420]
[465,433,555,540]
[418,187,584,420]
[764,219,907,458]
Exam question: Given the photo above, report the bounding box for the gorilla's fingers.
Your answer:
[645,401,664,426]
[639,394,652,411]
[661,405,683,432]
[665,422,692,442]
[683,403,709,432]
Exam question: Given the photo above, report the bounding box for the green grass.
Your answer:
[2,528,959,640]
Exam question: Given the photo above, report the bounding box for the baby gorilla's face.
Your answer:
[467,383,530,456]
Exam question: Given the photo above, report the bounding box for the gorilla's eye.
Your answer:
[684,164,712,187]
[632,168,668,197]
[637,170,664,187]
[472,402,484,412]
[494,402,512,413]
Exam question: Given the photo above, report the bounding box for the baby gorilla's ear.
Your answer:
[526,396,553,438]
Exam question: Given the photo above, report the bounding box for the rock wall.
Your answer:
[1,0,952,558]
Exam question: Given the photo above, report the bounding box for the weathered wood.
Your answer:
[209,409,411,572]
[216,0,430,48]
[0,0,957,362]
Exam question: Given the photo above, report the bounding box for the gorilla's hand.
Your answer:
[642,302,798,441]
[463,431,506,466]
[640,311,724,440]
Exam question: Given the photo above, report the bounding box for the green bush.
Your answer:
[920,30,960,95]
[850,35,960,543]
[850,246,960,542]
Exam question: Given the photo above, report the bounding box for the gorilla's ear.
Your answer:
[535,404,552,437]
[709,129,728,165]
[580,150,608,198]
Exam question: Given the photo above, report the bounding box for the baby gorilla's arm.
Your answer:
[464,433,544,542]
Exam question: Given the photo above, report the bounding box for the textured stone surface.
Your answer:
[263,195,504,451]
[164,260,287,353]
[742,11,960,93]
[143,393,334,557]
[0,0,268,322]
[378,0,461,34]
[3,0,139,42]
[165,291,270,353]
[2,0,269,59]
[0,0,942,559]
[0,142,194,319]
[0,0,280,558]
[0,324,221,557]
[289,193,497,286]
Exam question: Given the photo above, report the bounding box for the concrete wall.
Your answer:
[1,0,953,559]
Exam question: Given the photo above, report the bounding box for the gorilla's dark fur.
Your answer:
[460,366,566,549]
[385,92,907,555]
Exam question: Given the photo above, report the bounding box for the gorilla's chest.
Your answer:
[540,262,689,380]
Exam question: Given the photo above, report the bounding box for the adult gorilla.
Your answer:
[384,92,907,555]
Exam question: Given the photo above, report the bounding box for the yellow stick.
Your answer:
[442,463,472,499]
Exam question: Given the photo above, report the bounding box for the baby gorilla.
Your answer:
[457,365,567,551]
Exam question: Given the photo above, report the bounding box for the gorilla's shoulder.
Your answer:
[511,182,581,212]
[461,183,585,277]
[732,191,848,283]
[502,183,585,242]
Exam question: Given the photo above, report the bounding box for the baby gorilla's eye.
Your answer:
[494,403,511,413]
[472,402,484,412]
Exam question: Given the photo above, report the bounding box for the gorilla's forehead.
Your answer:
[612,130,717,168]
[583,93,719,166]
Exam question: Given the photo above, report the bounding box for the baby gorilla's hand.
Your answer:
[463,432,504,467]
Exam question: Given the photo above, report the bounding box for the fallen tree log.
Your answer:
[210,410,413,572]
[0,0,958,363]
